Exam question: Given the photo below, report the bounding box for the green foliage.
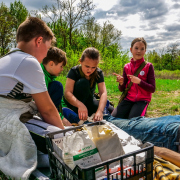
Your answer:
[99,48,129,75]
[1,0,180,71]
[9,0,29,32]
[61,46,81,75]
[146,43,180,70]
[155,69,180,79]
[0,2,15,56]
[0,1,28,56]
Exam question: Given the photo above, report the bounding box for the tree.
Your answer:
[100,21,122,53]
[9,0,29,47]
[64,0,95,45]
[82,17,101,48]
[145,50,162,70]
[0,3,15,56]
[40,0,95,46]
[167,43,179,70]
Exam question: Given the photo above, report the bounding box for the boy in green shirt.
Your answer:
[41,47,71,126]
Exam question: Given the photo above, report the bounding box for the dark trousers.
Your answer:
[65,78,113,116]
[111,100,148,119]
[48,81,63,112]
[65,78,98,116]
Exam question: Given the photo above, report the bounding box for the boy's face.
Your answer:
[37,39,52,63]
[50,61,64,76]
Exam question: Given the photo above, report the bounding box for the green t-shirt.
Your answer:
[41,64,64,119]
[41,64,56,88]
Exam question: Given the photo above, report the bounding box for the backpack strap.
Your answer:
[118,61,147,104]
[0,49,23,58]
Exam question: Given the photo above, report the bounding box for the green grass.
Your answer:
[155,70,180,79]
[56,74,180,118]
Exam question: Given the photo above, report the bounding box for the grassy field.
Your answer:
[56,74,180,118]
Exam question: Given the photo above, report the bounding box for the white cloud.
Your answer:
[93,0,119,11]
[93,0,180,52]
[1,0,180,52]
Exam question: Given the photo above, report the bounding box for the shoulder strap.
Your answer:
[0,49,23,58]
[78,65,85,78]
[118,61,147,104]
[126,61,147,90]
[134,61,147,77]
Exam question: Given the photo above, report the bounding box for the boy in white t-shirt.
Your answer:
[0,17,65,129]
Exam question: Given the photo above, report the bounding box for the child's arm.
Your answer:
[94,82,107,121]
[127,64,155,93]
[62,117,72,126]
[154,146,180,167]
[113,73,124,85]
[118,68,128,92]
[32,91,65,129]
[64,78,88,120]
[138,64,155,93]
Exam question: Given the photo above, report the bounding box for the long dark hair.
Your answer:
[80,47,100,87]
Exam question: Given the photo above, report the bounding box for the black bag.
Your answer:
[118,61,147,104]
[94,92,114,107]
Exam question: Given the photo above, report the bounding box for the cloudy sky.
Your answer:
[1,0,180,52]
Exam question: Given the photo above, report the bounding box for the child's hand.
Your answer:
[78,103,88,120]
[93,110,103,121]
[113,73,124,85]
[127,75,141,84]
[62,117,72,126]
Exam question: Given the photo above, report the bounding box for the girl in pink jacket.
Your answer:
[112,37,156,119]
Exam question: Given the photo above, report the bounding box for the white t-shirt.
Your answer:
[0,48,47,98]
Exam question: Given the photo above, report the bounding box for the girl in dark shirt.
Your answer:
[63,47,113,122]
[112,37,156,119]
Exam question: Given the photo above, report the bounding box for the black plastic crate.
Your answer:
[46,122,154,180]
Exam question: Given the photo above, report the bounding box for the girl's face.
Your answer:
[80,57,99,78]
[130,41,146,61]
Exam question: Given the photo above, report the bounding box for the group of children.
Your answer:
[1,16,180,179]
[0,16,156,129]
[41,38,155,126]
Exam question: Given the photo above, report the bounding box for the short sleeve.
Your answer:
[67,67,79,81]
[14,57,47,94]
[96,68,104,83]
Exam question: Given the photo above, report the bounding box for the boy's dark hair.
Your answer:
[42,47,67,66]
[131,37,147,50]
[80,47,100,62]
[16,17,56,44]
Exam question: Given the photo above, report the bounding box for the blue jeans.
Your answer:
[105,115,180,152]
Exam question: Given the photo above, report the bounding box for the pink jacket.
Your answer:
[119,57,155,102]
